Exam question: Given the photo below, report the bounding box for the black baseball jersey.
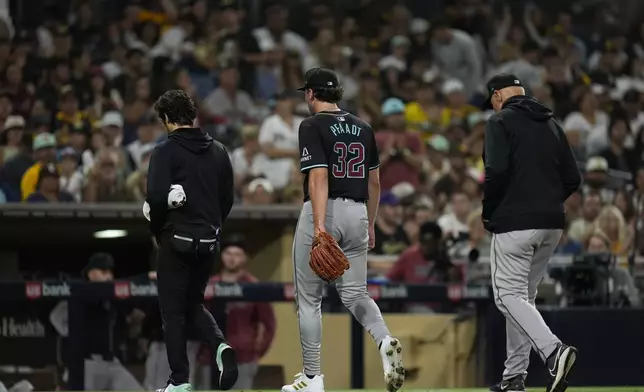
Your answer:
[299,110,379,202]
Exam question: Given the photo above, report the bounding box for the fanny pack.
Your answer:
[170,225,221,257]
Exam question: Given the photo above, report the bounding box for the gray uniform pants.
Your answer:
[84,356,144,391]
[230,362,259,390]
[293,199,390,375]
[490,229,563,380]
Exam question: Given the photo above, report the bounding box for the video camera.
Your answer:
[551,252,614,306]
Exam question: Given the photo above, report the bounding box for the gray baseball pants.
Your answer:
[84,356,144,390]
[230,362,259,390]
[293,199,390,375]
[490,229,563,380]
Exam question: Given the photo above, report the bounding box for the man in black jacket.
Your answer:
[147,90,237,392]
[49,253,144,391]
[481,75,582,392]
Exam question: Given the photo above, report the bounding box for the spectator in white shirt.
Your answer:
[58,147,83,202]
[258,92,303,189]
[622,89,644,148]
[149,15,196,61]
[127,115,160,170]
[230,125,270,195]
[0,0,14,39]
[562,90,609,156]
[203,65,259,126]
[493,41,545,91]
[252,4,308,62]
[100,111,133,174]
[378,35,409,73]
[425,135,451,185]
[431,20,482,98]
[378,35,410,97]
[101,111,125,148]
[438,191,472,239]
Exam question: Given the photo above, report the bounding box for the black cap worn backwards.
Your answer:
[482,74,523,109]
[297,67,340,91]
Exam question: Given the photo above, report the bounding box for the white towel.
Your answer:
[168,184,186,208]
[142,184,186,222]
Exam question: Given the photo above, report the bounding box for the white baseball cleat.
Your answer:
[156,383,191,392]
[281,372,325,392]
[380,336,405,392]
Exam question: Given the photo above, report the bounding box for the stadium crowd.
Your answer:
[0,0,643,281]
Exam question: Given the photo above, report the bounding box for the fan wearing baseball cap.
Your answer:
[482,73,582,392]
[25,163,75,203]
[20,133,58,201]
[54,85,91,145]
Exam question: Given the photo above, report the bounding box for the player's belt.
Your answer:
[330,197,367,204]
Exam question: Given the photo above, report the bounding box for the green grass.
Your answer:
[93,388,644,392]
[213,389,644,392]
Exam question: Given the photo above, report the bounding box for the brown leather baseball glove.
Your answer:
[309,232,350,282]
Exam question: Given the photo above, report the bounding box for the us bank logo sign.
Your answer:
[203,283,243,300]
[25,282,41,300]
[114,281,130,299]
[114,281,158,298]
[25,282,71,299]
[130,282,158,296]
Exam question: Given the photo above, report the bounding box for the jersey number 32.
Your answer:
[332,142,365,179]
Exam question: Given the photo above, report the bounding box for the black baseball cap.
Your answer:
[221,234,247,252]
[83,252,115,278]
[481,73,523,109]
[297,68,340,91]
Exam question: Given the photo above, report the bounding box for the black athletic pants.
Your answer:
[156,234,226,386]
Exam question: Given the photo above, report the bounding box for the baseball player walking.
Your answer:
[283,68,404,392]
[481,74,582,392]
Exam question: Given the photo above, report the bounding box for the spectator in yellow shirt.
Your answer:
[21,133,58,201]
[404,82,442,140]
[439,79,479,128]
[53,85,92,147]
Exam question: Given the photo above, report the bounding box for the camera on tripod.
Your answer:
[553,252,614,306]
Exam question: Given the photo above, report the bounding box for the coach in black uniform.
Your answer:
[283,68,404,392]
[147,90,237,392]
[482,74,582,392]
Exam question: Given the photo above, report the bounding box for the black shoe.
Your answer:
[489,375,526,392]
[546,344,577,392]
[215,343,238,390]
